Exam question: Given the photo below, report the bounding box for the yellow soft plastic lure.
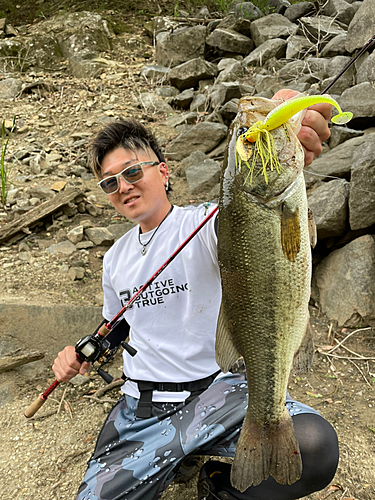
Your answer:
[236,94,353,184]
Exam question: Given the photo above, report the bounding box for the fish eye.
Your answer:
[237,127,248,137]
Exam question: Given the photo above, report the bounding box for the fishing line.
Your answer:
[306,171,375,197]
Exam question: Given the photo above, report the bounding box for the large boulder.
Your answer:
[297,16,347,49]
[313,235,375,327]
[349,138,375,231]
[243,38,286,67]
[322,0,355,26]
[249,14,297,47]
[168,59,218,91]
[155,25,207,68]
[308,179,350,240]
[304,135,368,185]
[338,82,375,120]
[206,28,254,56]
[345,0,375,53]
[166,122,227,160]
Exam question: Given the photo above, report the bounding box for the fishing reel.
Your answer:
[75,328,137,384]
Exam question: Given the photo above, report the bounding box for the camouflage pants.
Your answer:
[76,373,319,500]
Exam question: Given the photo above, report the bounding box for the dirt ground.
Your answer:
[0,3,374,500]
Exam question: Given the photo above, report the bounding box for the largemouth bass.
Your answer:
[216,96,313,492]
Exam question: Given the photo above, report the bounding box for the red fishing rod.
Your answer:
[24,205,219,418]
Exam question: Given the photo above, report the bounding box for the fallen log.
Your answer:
[0,351,45,373]
[0,188,81,244]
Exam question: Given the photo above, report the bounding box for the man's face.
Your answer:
[100,147,169,232]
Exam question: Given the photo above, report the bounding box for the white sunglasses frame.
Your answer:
[97,161,159,195]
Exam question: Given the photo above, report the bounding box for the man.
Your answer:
[53,90,339,500]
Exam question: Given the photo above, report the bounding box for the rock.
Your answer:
[284,1,315,23]
[190,93,208,112]
[137,92,174,115]
[168,59,218,91]
[155,25,207,68]
[217,16,252,37]
[329,125,364,149]
[338,82,375,120]
[185,158,221,194]
[297,16,347,49]
[181,151,209,171]
[304,135,368,185]
[156,86,180,98]
[355,51,375,85]
[106,222,137,241]
[231,3,264,21]
[166,122,227,161]
[28,186,55,200]
[67,225,84,244]
[267,0,291,15]
[254,74,284,94]
[349,139,375,230]
[285,35,314,60]
[308,179,350,239]
[345,0,375,53]
[250,14,297,47]
[171,88,195,110]
[278,57,328,84]
[67,267,85,280]
[0,78,22,99]
[320,33,349,57]
[0,40,26,71]
[322,0,355,26]
[243,38,286,67]
[56,228,68,243]
[209,82,242,109]
[219,98,240,124]
[206,28,254,56]
[70,374,90,386]
[322,55,355,94]
[313,235,375,327]
[165,112,198,128]
[46,240,77,255]
[215,60,244,84]
[85,227,114,246]
[140,64,169,82]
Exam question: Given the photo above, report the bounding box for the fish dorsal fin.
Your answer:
[293,319,314,373]
[308,207,317,248]
[216,303,242,373]
[281,203,301,261]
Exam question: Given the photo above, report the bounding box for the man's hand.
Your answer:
[272,89,332,167]
[52,345,91,383]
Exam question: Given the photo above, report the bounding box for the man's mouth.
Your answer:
[124,196,139,205]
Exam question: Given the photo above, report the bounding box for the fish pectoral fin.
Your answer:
[308,207,317,248]
[215,304,242,373]
[230,409,302,492]
[293,319,315,374]
[281,203,301,261]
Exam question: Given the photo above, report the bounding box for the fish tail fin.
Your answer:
[230,408,302,492]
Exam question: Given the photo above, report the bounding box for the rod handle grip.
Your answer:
[24,395,47,418]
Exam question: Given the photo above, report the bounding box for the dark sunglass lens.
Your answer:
[100,177,118,194]
[123,165,143,183]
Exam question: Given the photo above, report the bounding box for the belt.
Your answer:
[130,371,220,419]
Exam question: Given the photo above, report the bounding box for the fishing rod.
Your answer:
[24,205,219,418]
[321,34,375,95]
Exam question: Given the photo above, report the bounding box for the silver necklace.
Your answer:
[138,205,173,256]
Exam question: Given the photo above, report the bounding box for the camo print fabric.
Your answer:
[76,373,319,500]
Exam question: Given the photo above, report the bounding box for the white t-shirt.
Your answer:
[102,203,222,401]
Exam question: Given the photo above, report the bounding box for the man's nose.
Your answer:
[118,175,133,192]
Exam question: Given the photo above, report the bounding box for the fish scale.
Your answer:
[216,96,312,492]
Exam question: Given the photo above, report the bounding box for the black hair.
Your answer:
[88,118,165,179]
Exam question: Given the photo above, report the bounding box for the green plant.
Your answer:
[0,116,16,206]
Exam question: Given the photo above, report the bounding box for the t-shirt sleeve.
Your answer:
[102,253,123,321]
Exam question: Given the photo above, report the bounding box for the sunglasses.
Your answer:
[98,161,159,194]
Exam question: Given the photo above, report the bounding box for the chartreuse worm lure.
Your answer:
[235,94,353,184]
